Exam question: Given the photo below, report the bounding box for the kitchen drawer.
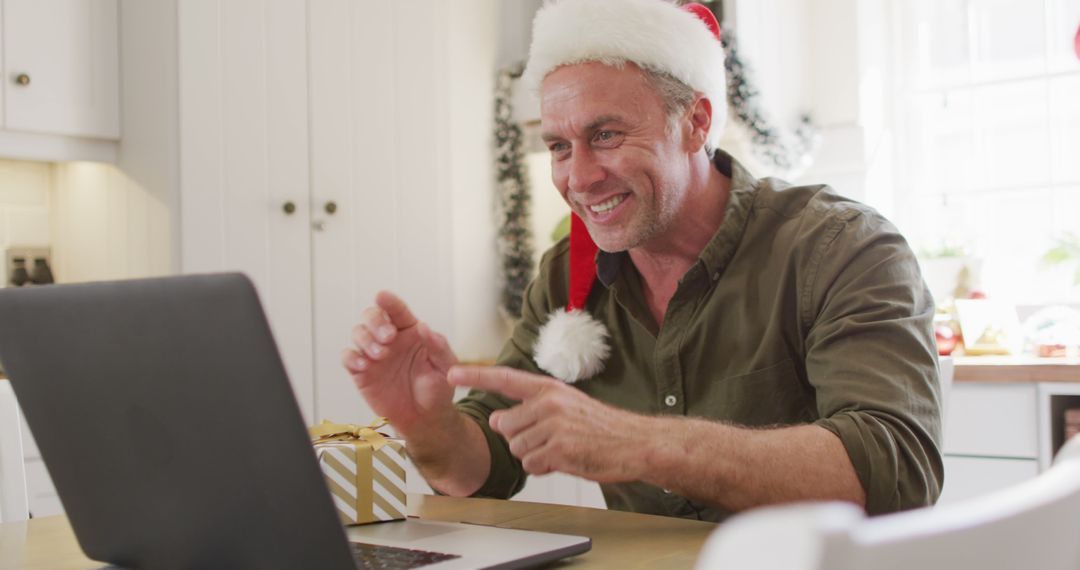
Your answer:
[938,455,1039,505]
[944,383,1038,458]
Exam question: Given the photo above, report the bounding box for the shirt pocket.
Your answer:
[705,358,816,426]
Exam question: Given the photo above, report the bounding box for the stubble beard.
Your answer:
[585,183,679,253]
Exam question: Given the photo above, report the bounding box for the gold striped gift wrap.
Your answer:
[309,420,408,525]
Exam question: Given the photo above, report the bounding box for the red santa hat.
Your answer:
[526,1,724,383]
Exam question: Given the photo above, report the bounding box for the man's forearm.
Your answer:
[638,416,866,512]
[399,410,491,497]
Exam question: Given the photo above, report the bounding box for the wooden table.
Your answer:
[953,356,1080,383]
[0,494,717,569]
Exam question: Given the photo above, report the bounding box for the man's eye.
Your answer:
[595,130,619,144]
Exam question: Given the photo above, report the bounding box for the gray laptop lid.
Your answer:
[0,273,356,570]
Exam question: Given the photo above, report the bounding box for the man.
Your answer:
[342,0,943,522]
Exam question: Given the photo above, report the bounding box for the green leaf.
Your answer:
[551,214,571,242]
[1043,246,1073,265]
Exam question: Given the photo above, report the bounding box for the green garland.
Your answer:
[493,63,535,320]
[722,25,819,176]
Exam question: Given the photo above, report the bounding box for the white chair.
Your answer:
[0,381,29,522]
[695,434,1080,570]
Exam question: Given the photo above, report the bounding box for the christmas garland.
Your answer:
[722,26,820,178]
[493,62,535,320]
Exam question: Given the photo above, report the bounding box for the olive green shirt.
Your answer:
[457,151,943,522]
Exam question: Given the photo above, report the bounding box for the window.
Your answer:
[891,0,1080,304]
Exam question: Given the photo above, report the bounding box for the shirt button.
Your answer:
[664,394,677,407]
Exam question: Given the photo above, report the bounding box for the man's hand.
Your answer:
[447,365,650,483]
[342,291,458,437]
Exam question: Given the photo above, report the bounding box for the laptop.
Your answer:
[0,273,591,569]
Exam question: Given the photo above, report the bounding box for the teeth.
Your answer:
[589,195,625,214]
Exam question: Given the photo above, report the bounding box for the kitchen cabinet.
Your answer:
[0,0,120,162]
[178,0,504,426]
[940,383,1040,504]
[940,366,1080,506]
[1037,383,1080,470]
[939,455,1039,504]
[173,0,604,510]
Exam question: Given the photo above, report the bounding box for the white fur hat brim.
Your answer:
[522,0,727,150]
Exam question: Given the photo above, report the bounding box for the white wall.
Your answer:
[496,0,543,70]
[0,160,51,250]
[44,0,177,285]
[50,161,172,283]
[449,0,508,360]
[729,0,894,212]
[116,0,180,275]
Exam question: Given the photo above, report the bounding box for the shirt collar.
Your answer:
[594,149,760,288]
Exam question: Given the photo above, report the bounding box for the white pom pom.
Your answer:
[533,309,611,383]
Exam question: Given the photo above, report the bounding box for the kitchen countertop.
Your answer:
[954,356,1080,384]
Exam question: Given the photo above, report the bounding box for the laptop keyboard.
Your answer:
[350,541,461,569]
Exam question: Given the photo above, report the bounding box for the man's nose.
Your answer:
[567,148,606,194]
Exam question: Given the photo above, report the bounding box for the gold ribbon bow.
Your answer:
[309,418,405,524]
[308,418,390,450]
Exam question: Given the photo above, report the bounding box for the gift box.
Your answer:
[309,419,407,525]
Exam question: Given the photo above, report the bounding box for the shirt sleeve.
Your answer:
[454,242,568,499]
[801,203,945,515]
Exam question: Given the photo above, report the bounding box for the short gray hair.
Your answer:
[640,66,715,155]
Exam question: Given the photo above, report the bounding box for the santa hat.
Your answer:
[522,0,726,150]
[526,1,724,383]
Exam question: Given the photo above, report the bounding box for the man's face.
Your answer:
[540,62,692,253]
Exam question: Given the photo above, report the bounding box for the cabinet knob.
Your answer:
[324,201,338,215]
[282,201,296,215]
[14,73,30,86]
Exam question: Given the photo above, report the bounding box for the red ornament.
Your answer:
[935,325,957,356]
[1075,23,1080,60]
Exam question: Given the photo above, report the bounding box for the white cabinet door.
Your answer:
[178,0,315,421]
[2,0,120,139]
[307,0,456,425]
[306,0,499,424]
[944,383,1038,458]
[938,455,1039,505]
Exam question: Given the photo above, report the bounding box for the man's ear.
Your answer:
[683,95,712,152]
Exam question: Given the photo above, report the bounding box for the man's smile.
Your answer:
[588,194,628,214]
[581,193,632,224]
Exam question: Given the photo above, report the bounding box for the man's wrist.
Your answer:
[403,408,490,497]
[635,415,720,492]
[626,414,678,483]
[396,404,467,458]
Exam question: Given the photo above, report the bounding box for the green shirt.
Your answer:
[457,151,944,522]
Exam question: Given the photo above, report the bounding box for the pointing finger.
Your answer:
[447,366,557,401]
